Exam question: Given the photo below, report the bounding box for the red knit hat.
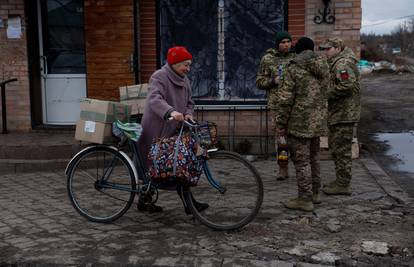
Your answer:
[167,46,192,65]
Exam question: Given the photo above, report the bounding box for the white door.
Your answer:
[38,0,86,125]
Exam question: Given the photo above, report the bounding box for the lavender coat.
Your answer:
[137,63,194,170]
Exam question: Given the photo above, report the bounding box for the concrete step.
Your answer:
[0,132,84,174]
[0,158,70,174]
[0,143,80,160]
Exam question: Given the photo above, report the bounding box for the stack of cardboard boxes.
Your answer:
[75,83,149,144]
[75,98,130,144]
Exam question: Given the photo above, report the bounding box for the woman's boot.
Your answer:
[137,191,163,213]
[177,185,209,214]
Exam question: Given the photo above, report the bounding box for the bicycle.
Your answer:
[65,119,264,231]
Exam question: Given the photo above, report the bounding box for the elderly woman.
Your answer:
[137,46,208,213]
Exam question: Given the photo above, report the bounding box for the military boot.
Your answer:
[312,193,322,204]
[282,198,314,212]
[322,181,351,195]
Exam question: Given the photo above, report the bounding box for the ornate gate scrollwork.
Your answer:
[314,0,335,24]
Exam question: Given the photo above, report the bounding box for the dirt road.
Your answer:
[359,73,414,197]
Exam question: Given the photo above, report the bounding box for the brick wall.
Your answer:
[0,0,361,136]
[306,0,361,55]
[288,0,306,39]
[139,0,157,83]
[0,0,31,132]
[194,109,273,137]
[84,0,362,99]
[85,0,136,100]
[194,109,275,154]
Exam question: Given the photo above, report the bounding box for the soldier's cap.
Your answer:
[319,37,344,50]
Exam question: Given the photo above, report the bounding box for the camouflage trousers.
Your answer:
[328,123,354,186]
[288,135,321,200]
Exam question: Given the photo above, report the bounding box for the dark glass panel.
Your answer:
[44,0,85,74]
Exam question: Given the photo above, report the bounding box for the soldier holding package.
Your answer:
[256,31,295,181]
[269,37,329,212]
[319,38,361,195]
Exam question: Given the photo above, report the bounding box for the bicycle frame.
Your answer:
[96,140,153,195]
[67,119,263,229]
[66,121,227,196]
[203,161,227,194]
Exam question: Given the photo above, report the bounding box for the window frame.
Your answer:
[156,0,288,106]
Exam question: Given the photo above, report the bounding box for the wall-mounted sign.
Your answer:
[7,15,22,39]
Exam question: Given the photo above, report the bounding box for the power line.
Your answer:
[362,14,414,28]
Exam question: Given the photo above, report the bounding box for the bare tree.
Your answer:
[391,18,414,54]
[361,17,414,60]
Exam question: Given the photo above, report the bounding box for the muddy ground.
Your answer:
[359,72,414,197]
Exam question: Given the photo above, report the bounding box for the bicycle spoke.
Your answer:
[94,187,131,203]
[78,169,100,182]
[187,151,263,230]
[67,146,136,223]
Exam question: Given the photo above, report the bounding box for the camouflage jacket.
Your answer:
[269,50,330,138]
[327,47,361,125]
[256,48,295,91]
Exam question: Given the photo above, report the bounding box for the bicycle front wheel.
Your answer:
[186,151,264,230]
[67,146,136,223]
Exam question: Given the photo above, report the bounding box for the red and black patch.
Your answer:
[340,70,349,80]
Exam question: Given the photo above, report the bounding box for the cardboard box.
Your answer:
[75,120,114,144]
[120,98,146,115]
[119,83,148,101]
[79,98,130,123]
[75,98,130,144]
[119,84,148,115]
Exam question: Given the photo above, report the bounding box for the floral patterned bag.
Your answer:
[147,125,203,186]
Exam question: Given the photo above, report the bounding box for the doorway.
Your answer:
[37,0,86,125]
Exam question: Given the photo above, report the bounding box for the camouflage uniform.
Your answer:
[324,38,361,187]
[256,48,295,178]
[288,136,321,199]
[256,48,295,91]
[269,50,329,200]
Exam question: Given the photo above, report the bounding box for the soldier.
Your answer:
[319,38,361,195]
[256,31,295,180]
[269,37,329,212]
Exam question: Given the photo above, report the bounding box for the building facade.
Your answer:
[0,0,361,153]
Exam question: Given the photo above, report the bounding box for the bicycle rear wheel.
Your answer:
[186,151,263,230]
[67,146,136,223]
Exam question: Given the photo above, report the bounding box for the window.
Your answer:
[42,0,85,74]
[159,0,287,103]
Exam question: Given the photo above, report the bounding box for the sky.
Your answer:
[361,0,414,35]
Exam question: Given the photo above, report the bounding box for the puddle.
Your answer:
[375,131,414,173]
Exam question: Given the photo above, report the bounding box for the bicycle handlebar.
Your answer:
[183,119,198,128]
[167,117,199,128]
